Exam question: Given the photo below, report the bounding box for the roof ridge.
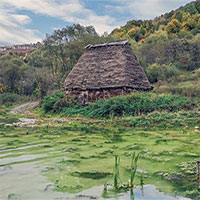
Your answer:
[85,40,129,49]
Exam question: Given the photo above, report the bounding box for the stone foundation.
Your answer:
[66,87,136,105]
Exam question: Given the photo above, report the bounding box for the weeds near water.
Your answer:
[114,155,120,189]
[113,152,140,191]
[45,124,49,133]
[130,153,140,187]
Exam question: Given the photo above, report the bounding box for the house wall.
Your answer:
[66,87,133,105]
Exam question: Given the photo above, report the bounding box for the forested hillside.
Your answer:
[112,0,200,41]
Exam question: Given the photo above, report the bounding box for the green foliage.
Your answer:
[166,19,181,34]
[123,110,200,129]
[85,93,195,118]
[42,91,65,113]
[25,49,51,68]
[48,92,196,119]
[156,84,200,98]
[42,91,80,113]
[0,93,33,105]
[0,55,29,92]
[112,1,200,42]
[53,96,78,112]
[146,63,179,83]
[0,93,20,104]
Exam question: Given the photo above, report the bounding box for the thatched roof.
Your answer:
[64,40,152,90]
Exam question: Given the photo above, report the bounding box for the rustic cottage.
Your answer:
[64,40,152,104]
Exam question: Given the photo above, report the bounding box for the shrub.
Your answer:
[0,93,20,104]
[0,93,33,105]
[42,91,65,113]
[42,91,78,113]
[53,96,78,112]
[146,63,179,83]
[61,92,196,118]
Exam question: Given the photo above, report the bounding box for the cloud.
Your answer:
[0,8,41,45]
[0,0,194,44]
[130,0,194,19]
[108,0,194,19]
[0,0,118,40]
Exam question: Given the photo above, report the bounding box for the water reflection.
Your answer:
[79,184,191,200]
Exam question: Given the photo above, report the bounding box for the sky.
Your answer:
[0,0,195,45]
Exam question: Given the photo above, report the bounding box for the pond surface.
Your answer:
[0,161,189,200]
[0,118,199,199]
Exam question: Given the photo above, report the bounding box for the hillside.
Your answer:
[111,0,200,42]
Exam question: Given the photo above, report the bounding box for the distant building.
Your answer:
[64,40,152,105]
[0,42,41,56]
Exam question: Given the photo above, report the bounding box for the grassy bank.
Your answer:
[42,92,196,119]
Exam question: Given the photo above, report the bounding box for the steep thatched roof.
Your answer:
[64,40,152,90]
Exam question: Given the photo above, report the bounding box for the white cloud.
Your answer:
[11,14,31,25]
[108,0,194,19]
[130,0,194,19]
[0,8,41,45]
[0,0,195,44]
[0,0,118,43]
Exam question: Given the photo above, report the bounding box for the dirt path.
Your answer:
[10,101,40,115]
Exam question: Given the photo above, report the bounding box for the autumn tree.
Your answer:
[166,19,181,34]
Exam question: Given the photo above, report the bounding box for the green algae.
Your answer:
[0,115,200,199]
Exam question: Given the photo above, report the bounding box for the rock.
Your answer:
[13,118,37,127]
[166,173,184,182]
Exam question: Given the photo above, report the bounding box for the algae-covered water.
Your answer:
[0,116,199,199]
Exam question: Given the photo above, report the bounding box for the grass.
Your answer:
[120,110,200,130]
[42,92,196,119]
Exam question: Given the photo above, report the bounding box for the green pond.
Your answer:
[0,117,199,199]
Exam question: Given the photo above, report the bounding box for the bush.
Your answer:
[53,96,78,112]
[146,63,179,83]
[61,92,196,118]
[0,93,33,105]
[0,93,20,104]
[42,91,78,113]
[42,91,65,113]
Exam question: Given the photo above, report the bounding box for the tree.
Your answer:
[0,55,29,92]
[25,49,51,68]
[146,63,179,83]
[166,19,181,34]
[33,67,54,102]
